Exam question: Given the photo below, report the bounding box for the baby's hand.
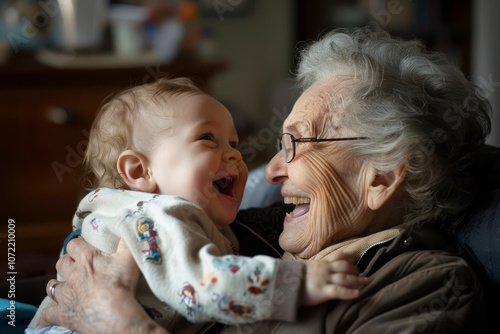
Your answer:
[301,253,369,306]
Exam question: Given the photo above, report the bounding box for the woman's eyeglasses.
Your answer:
[277,133,369,163]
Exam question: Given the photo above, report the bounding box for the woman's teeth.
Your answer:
[284,197,311,204]
[284,197,311,217]
[285,201,311,217]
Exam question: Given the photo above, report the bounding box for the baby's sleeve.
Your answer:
[113,194,304,324]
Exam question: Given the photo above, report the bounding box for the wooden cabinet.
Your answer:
[0,59,226,279]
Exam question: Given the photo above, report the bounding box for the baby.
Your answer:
[28,77,368,333]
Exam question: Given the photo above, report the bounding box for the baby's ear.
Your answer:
[117,150,156,192]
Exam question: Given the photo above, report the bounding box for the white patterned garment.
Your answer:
[27,188,303,334]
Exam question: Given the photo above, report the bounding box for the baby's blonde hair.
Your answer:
[82,77,203,190]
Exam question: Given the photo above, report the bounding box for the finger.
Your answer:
[55,254,75,279]
[37,303,65,328]
[323,284,362,300]
[326,252,358,263]
[65,237,104,273]
[45,279,58,303]
[65,236,94,258]
[46,279,65,304]
[329,273,370,287]
[328,260,360,275]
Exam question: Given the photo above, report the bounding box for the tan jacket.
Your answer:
[219,221,487,333]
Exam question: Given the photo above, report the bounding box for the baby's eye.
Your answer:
[199,133,215,142]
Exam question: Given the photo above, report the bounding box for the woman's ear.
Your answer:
[366,164,407,210]
[117,150,157,193]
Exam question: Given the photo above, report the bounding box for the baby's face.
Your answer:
[147,94,248,229]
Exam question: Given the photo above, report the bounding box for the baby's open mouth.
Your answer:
[284,196,310,218]
[213,176,235,198]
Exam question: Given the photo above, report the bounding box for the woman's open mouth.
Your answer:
[284,196,310,218]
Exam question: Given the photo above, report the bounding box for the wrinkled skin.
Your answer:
[39,238,169,334]
[266,78,383,258]
[39,77,405,332]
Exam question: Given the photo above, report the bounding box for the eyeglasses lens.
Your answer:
[282,134,294,163]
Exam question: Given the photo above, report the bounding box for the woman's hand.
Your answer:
[38,237,169,334]
[301,253,370,306]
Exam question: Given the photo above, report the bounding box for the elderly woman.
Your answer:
[39,27,490,333]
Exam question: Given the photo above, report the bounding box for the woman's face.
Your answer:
[265,79,375,258]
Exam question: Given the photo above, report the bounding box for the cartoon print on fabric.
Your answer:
[89,217,101,235]
[74,210,92,230]
[125,195,160,219]
[200,257,241,286]
[200,260,217,286]
[75,210,91,220]
[245,266,269,296]
[212,256,241,274]
[137,217,161,263]
[179,282,199,316]
[215,296,253,319]
[88,189,100,202]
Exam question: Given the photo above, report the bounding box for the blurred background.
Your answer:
[0,0,499,280]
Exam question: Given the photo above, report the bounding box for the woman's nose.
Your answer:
[265,151,288,185]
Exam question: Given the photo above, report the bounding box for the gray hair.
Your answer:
[296,27,492,229]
